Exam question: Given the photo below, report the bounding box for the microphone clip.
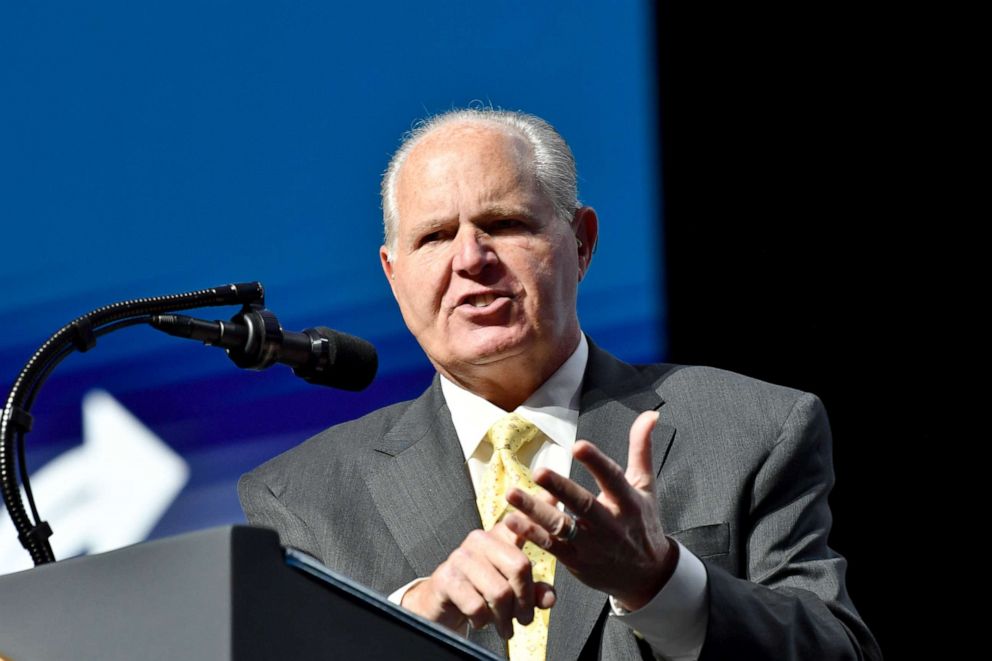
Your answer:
[224,304,284,370]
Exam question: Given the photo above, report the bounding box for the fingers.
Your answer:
[505,489,564,534]
[418,528,550,638]
[486,522,536,622]
[491,519,527,548]
[503,512,559,556]
[489,524,536,625]
[572,440,637,506]
[470,529,536,633]
[534,581,557,609]
[444,540,519,637]
[503,493,573,557]
[569,410,660,503]
[526,410,659,518]
[625,410,660,490]
[530,467,593,516]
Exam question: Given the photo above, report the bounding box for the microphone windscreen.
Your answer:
[295,327,378,391]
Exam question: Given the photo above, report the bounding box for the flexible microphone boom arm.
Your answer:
[0,282,265,566]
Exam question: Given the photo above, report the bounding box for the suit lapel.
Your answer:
[368,377,506,657]
[546,341,676,661]
[365,378,507,657]
[366,378,480,577]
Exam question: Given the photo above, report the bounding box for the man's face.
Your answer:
[380,123,594,387]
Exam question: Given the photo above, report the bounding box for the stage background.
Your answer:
[0,1,662,574]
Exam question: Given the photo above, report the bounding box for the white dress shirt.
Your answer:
[389,335,709,660]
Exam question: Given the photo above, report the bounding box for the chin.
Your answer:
[455,328,531,366]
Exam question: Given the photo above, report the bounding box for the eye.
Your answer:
[417,230,448,247]
[491,218,523,232]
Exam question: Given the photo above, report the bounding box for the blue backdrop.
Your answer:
[0,1,664,572]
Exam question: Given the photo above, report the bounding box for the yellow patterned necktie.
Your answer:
[476,413,556,661]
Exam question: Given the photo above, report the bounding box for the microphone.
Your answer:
[150,307,377,391]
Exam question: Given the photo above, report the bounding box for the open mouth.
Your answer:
[466,293,498,308]
[457,291,511,310]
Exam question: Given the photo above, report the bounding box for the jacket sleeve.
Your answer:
[699,392,882,661]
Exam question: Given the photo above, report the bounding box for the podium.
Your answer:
[0,526,498,660]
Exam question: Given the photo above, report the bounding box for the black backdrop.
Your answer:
[655,3,947,657]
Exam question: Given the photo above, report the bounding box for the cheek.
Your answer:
[396,265,447,325]
[533,255,579,318]
[533,247,574,292]
[399,284,432,321]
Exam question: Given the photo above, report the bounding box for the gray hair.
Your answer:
[380,108,580,259]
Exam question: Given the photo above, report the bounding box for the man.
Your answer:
[239,109,881,660]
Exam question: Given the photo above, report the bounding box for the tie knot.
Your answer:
[486,412,541,455]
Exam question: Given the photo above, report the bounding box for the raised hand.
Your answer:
[503,410,677,610]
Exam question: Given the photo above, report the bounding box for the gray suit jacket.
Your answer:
[239,340,881,660]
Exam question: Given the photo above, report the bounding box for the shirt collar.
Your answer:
[440,334,589,461]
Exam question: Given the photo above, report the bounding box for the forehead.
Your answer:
[394,123,545,225]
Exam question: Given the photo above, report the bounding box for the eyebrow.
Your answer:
[408,218,451,239]
[477,204,534,219]
[408,205,537,238]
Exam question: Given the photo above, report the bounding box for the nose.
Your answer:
[451,228,497,275]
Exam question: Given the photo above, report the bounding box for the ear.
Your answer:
[379,245,398,298]
[572,206,599,282]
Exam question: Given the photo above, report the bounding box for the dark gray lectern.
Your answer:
[0,525,498,661]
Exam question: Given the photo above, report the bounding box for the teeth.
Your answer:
[469,293,496,307]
